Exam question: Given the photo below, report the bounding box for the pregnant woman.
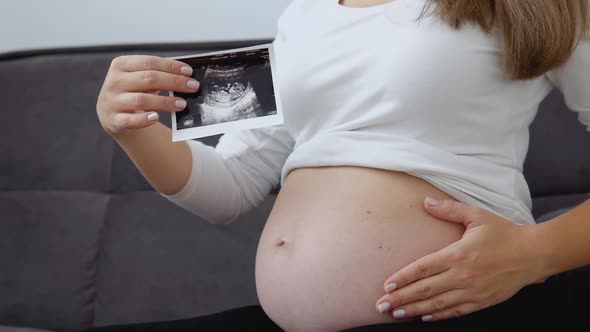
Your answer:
[90,0,590,331]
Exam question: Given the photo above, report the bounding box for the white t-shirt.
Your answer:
[163,0,590,225]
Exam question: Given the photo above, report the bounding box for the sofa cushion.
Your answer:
[0,191,108,331]
[93,192,275,327]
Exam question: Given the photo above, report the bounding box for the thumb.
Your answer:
[423,197,488,229]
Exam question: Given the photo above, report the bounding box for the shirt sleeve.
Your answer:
[161,125,295,225]
[546,31,590,132]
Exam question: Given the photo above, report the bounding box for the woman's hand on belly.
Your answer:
[376,198,546,322]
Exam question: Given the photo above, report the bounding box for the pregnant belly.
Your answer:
[255,167,464,332]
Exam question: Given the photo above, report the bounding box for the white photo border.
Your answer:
[168,43,284,142]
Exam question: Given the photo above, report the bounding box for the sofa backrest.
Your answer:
[0,43,248,195]
[524,89,590,194]
[523,89,590,216]
[1,42,589,200]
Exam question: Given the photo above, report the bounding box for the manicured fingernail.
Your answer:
[147,113,158,121]
[377,302,391,313]
[175,99,187,109]
[187,79,199,89]
[181,66,192,75]
[426,197,440,207]
[422,315,433,322]
[393,309,406,319]
[385,283,397,293]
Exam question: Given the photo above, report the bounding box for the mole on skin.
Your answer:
[276,240,286,247]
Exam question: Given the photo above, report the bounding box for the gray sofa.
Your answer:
[1,41,589,332]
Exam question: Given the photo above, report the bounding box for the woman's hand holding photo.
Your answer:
[96,55,200,137]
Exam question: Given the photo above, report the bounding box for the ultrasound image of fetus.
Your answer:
[192,64,263,126]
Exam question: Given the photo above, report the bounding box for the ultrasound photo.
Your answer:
[170,44,283,141]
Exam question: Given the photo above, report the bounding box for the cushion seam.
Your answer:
[90,194,113,327]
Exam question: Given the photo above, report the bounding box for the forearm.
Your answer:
[112,121,192,195]
[533,199,590,277]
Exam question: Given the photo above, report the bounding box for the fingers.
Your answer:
[109,112,160,132]
[114,93,188,113]
[113,70,200,94]
[112,55,193,76]
[102,92,188,133]
[424,303,480,322]
[385,290,469,321]
[423,198,485,227]
[383,250,451,295]
[376,282,479,323]
[377,272,458,314]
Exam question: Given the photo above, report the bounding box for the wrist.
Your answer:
[526,221,562,280]
[517,223,552,284]
[522,200,590,280]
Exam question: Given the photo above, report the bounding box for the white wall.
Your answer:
[0,0,292,54]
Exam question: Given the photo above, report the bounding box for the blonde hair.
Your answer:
[422,0,590,80]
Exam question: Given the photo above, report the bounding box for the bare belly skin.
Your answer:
[255,167,464,332]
